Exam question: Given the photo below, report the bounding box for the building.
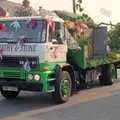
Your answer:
[0,0,20,17]
[0,0,37,17]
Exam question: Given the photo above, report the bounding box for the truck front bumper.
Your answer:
[0,79,43,92]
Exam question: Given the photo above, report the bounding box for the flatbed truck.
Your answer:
[0,16,119,103]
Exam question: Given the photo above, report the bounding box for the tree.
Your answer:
[108,23,120,50]
[72,0,83,14]
[22,0,30,8]
[72,0,76,14]
[0,7,6,17]
[15,0,33,16]
[76,0,83,12]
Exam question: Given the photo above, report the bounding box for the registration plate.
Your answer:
[2,86,18,91]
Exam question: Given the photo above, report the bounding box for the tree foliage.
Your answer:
[0,7,6,17]
[54,10,97,46]
[22,0,30,8]
[54,10,96,28]
[15,0,34,16]
[108,23,120,50]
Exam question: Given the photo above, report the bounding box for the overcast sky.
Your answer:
[9,0,120,24]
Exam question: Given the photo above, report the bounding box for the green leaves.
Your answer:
[108,23,120,50]
[54,11,96,28]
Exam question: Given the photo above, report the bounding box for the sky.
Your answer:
[9,0,120,24]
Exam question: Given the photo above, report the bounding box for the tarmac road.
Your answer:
[1,80,120,120]
[1,69,120,120]
[0,92,55,119]
[34,93,120,120]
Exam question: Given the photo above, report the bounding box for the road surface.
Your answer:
[1,81,120,120]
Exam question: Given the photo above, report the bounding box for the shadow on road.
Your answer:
[0,82,101,119]
[0,81,107,119]
[0,80,120,119]
[0,92,56,119]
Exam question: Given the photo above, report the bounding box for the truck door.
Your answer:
[47,22,67,62]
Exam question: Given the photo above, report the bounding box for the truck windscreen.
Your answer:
[0,19,46,43]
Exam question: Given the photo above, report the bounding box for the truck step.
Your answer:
[48,78,55,81]
[48,89,55,93]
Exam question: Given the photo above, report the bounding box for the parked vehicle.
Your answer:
[0,16,118,103]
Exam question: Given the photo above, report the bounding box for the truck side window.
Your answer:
[48,22,64,44]
[53,31,63,44]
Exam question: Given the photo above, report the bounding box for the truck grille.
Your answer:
[3,72,20,78]
[0,56,39,69]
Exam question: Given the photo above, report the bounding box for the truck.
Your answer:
[0,16,119,103]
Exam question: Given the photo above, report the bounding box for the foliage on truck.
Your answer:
[63,17,120,69]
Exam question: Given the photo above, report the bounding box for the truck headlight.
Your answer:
[34,74,40,81]
[28,74,33,80]
[31,61,37,65]
[19,60,24,65]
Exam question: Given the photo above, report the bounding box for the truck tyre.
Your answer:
[1,90,20,99]
[99,64,114,86]
[52,71,72,103]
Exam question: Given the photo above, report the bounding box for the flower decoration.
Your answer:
[64,20,90,45]
[31,19,37,29]
[64,20,75,29]
[45,19,55,31]
[64,20,89,37]
[0,23,7,32]
[10,20,21,30]
[75,22,88,36]
[26,19,38,29]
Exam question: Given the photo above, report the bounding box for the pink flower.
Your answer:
[26,19,38,29]
[31,19,37,29]
[0,23,7,32]
[45,19,55,31]
[75,22,88,33]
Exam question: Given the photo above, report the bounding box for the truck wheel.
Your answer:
[1,90,20,99]
[99,64,114,86]
[52,71,72,103]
